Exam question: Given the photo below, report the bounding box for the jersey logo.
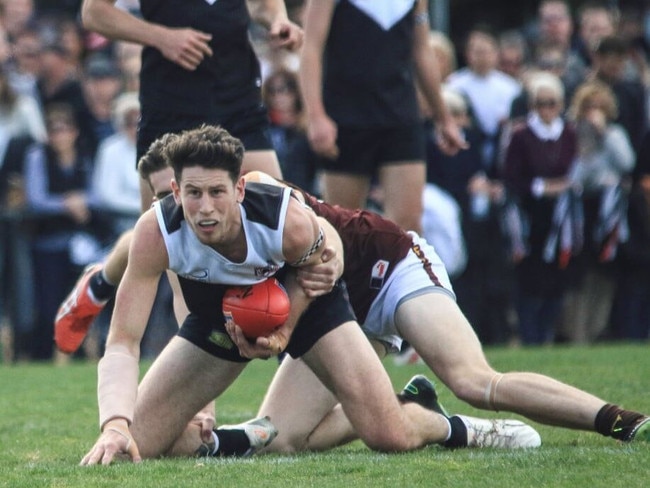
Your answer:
[254,263,280,278]
[208,330,234,350]
[370,260,389,289]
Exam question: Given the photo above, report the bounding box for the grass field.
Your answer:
[1,342,649,487]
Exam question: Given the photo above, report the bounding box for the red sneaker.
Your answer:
[54,263,107,354]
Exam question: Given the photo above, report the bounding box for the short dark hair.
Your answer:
[138,132,176,182]
[163,124,244,183]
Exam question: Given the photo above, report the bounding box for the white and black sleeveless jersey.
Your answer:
[154,183,292,287]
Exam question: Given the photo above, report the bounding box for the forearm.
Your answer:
[97,343,140,430]
[413,37,452,125]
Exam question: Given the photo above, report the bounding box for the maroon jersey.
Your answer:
[301,192,413,323]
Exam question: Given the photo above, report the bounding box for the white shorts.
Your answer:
[361,232,456,353]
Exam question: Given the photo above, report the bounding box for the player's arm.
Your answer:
[80,210,169,466]
[247,0,303,50]
[299,0,339,159]
[411,0,467,156]
[81,0,212,71]
[231,195,344,359]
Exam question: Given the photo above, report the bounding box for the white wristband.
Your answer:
[98,350,139,430]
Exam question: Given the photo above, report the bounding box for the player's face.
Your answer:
[172,166,245,251]
[148,166,174,201]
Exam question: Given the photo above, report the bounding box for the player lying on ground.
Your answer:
[68,125,536,466]
[233,171,649,452]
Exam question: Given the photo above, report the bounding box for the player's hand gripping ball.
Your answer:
[223,278,290,339]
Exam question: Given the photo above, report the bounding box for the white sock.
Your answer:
[443,417,452,442]
[211,431,219,456]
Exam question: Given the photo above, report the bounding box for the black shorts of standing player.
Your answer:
[318,123,425,176]
[136,104,274,166]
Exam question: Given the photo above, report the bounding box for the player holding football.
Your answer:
[78,125,536,466]
[232,172,650,451]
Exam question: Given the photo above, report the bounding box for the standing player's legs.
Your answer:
[378,161,425,234]
[320,172,372,211]
[241,149,283,180]
[130,336,248,458]
[375,123,427,234]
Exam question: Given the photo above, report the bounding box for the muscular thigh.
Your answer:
[131,336,247,458]
[300,321,406,445]
[395,293,493,386]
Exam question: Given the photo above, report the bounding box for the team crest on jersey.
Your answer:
[180,268,210,282]
[370,260,390,290]
[254,263,280,278]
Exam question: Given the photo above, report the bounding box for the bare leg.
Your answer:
[242,150,283,179]
[320,172,371,211]
[259,321,449,453]
[397,292,606,429]
[378,162,425,234]
[130,337,247,458]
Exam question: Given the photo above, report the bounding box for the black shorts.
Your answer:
[177,280,356,362]
[318,123,425,176]
[136,104,273,165]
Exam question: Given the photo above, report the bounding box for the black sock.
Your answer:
[214,428,250,456]
[89,270,116,302]
[595,403,646,441]
[444,415,468,448]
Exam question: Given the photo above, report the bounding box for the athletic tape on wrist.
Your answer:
[98,351,139,430]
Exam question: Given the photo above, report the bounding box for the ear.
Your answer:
[235,176,246,203]
[171,179,181,205]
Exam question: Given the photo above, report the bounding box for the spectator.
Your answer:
[262,68,317,195]
[92,91,140,235]
[36,32,96,157]
[113,40,141,93]
[24,103,102,361]
[0,134,35,362]
[615,130,650,340]
[588,35,647,152]
[81,53,123,148]
[0,0,36,41]
[0,65,45,142]
[559,80,635,344]
[447,25,521,171]
[575,1,618,68]
[502,71,578,345]
[6,24,43,100]
[498,30,529,82]
[534,0,575,52]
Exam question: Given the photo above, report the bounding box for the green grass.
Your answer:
[1,343,649,487]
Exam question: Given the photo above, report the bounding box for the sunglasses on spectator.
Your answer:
[535,99,559,108]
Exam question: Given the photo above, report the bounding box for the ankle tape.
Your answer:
[484,373,504,411]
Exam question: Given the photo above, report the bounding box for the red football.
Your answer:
[222,278,290,338]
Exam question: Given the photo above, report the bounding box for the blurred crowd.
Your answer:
[1,0,650,363]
